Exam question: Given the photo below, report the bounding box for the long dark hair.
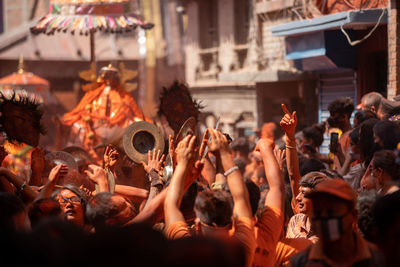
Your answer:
[373,121,400,150]
[359,118,380,166]
[372,150,400,181]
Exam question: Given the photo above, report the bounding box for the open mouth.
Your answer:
[298,203,304,210]
[65,209,76,216]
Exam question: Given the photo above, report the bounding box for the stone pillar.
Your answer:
[387,0,400,99]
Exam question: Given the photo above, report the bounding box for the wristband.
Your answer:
[223,166,239,177]
[285,145,296,149]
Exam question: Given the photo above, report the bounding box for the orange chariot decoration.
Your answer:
[59,63,151,160]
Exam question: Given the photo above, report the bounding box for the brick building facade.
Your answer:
[387,0,400,98]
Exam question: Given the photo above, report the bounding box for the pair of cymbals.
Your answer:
[123,118,197,184]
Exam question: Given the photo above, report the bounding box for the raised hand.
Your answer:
[255,138,275,153]
[141,149,165,174]
[48,164,68,183]
[103,144,119,170]
[80,185,93,198]
[186,160,204,184]
[207,129,231,155]
[175,135,197,165]
[84,164,108,185]
[274,147,286,171]
[199,130,209,158]
[280,104,297,138]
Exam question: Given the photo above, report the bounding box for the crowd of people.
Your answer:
[1,91,400,267]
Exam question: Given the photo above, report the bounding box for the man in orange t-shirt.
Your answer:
[251,137,286,267]
[164,130,256,267]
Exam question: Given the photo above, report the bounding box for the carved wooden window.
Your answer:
[199,0,219,49]
[234,0,250,45]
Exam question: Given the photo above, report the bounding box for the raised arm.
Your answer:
[280,104,300,212]
[141,149,165,208]
[164,135,197,228]
[256,138,285,211]
[208,129,252,219]
[85,164,110,193]
[36,164,68,200]
[0,167,38,203]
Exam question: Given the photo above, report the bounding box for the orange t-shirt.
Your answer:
[165,217,256,267]
[274,237,313,266]
[253,205,284,267]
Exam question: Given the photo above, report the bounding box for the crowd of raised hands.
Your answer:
[1,98,400,266]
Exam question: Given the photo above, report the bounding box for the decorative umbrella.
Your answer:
[0,56,66,149]
[30,0,154,64]
[0,56,56,105]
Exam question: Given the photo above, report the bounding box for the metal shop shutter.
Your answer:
[318,69,357,154]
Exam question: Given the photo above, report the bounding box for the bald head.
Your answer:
[361,92,383,113]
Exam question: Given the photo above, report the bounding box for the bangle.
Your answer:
[20,181,27,191]
[224,166,239,177]
[285,145,296,150]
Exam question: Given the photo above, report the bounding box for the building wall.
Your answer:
[191,85,257,138]
[258,11,293,72]
[387,0,400,98]
[183,0,313,137]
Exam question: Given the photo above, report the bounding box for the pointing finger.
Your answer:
[281,104,290,115]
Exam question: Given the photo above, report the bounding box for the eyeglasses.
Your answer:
[57,195,81,205]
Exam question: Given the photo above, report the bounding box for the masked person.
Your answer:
[290,178,385,266]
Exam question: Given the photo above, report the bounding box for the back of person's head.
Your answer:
[354,110,378,127]
[361,92,383,112]
[233,157,246,176]
[373,190,400,266]
[359,118,380,165]
[318,169,344,179]
[373,120,400,150]
[302,123,325,147]
[372,150,400,181]
[299,158,326,177]
[349,127,360,145]
[230,137,249,157]
[194,190,233,227]
[0,192,26,232]
[28,198,62,229]
[378,98,400,120]
[299,171,329,190]
[357,190,378,243]
[328,97,354,117]
[180,181,200,224]
[86,192,136,231]
[86,192,113,230]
